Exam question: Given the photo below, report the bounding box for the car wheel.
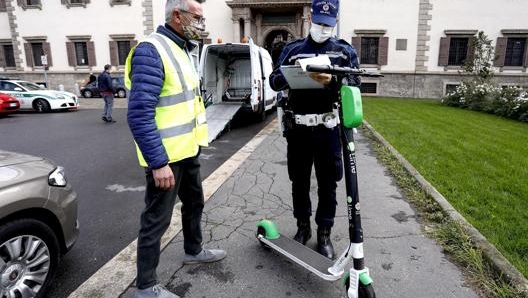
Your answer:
[117,89,126,98]
[82,90,93,98]
[0,218,59,298]
[33,99,51,113]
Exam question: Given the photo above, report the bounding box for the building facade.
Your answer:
[0,0,527,98]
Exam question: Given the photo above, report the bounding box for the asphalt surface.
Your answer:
[68,117,482,298]
[0,97,274,298]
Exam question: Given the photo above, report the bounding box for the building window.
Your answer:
[66,36,96,68]
[110,0,131,6]
[438,30,478,67]
[109,35,137,67]
[31,43,44,66]
[494,31,528,68]
[505,38,526,67]
[445,83,460,95]
[448,37,469,66]
[23,38,52,68]
[0,0,7,12]
[352,30,388,67]
[1,44,16,68]
[75,42,89,66]
[18,0,41,9]
[360,37,379,65]
[117,41,131,65]
[61,0,90,8]
[360,82,377,94]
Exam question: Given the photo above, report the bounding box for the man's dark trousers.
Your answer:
[136,154,204,289]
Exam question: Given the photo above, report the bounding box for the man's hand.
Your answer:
[152,165,175,190]
[309,72,332,85]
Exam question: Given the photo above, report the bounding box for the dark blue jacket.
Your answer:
[127,24,197,169]
[97,71,114,93]
[269,35,360,114]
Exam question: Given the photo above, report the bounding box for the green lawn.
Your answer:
[362,97,528,278]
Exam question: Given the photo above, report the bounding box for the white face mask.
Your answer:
[310,23,334,43]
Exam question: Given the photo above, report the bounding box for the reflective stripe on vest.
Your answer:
[125,32,208,167]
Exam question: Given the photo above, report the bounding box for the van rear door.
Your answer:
[249,39,262,113]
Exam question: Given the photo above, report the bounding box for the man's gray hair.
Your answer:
[165,0,205,23]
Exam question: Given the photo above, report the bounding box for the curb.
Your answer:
[363,120,528,294]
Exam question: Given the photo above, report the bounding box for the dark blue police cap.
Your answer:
[311,0,339,27]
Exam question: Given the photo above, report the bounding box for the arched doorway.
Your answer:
[264,30,295,66]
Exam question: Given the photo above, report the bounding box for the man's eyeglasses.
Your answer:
[179,10,206,25]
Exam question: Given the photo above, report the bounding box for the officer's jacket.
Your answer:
[126,25,207,169]
[269,35,360,115]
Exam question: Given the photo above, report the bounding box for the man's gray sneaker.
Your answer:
[183,248,227,265]
[136,284,179,298]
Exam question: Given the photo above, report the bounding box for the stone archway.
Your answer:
[264,29,296,65]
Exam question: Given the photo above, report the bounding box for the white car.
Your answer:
[0,79,79,113]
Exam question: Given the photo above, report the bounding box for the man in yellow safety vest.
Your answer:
[126,1,226,297]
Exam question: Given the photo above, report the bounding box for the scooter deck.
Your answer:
[258,233,341,281]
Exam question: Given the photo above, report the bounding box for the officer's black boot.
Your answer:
[293,220,311,245]
[317,227,335,259]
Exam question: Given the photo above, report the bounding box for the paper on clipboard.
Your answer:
[280,55,331,89]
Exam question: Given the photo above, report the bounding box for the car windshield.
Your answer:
[17,81,45,91]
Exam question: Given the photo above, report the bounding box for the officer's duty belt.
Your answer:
[293,112,337,128]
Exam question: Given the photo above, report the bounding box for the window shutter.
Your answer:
[17,0,23,6]
[351,37,361,60]
[465,37,476,64]
[524,38,528,67]
[438,37,450,66]
[66,42,76,66]
[87,41,96,66]
[0,46,5,67]
[378,37,388,66]
[0,0,7,12]
[24,43,33,67]
[42,42,53,66]
[494,37,507,67]
[109,41,118,66]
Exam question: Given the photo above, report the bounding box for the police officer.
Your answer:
[269,0,360,259]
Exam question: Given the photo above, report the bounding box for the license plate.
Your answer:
[10,103,18,107]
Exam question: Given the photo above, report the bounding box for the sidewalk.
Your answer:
[115,120,478,298]
[67,119,482,298]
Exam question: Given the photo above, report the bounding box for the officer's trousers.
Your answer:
[286,125,343,228]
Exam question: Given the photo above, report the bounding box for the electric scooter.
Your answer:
[256,65,382,298]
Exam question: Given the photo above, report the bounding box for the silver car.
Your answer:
[0,150,79,298]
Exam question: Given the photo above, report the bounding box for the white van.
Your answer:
[199,40,277,142]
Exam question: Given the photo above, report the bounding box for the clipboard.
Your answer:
[280,65,324,89]
[279,55,332,89]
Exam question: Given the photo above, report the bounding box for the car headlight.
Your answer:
[49,166,67,187]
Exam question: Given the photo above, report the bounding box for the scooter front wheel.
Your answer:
[344,274,376,298]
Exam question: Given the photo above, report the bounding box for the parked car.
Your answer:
[0,78,79,113]
[0,149,79,298]
[80,76,127,98]
[0,92,20,115]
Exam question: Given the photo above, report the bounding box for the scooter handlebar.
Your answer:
[306,65,383,77]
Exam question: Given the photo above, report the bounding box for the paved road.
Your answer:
[0,99,274,298]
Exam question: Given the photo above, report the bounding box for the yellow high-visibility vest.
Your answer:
[125,33,208,167]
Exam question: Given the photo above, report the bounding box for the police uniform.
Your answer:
[269,33,360,257]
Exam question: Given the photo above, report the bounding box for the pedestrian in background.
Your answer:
[269,0,361,260]
[125,0,226,297]
[97,64,116,123]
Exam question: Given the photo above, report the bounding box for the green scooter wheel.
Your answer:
[343,273,376,298]
[256,219,280,249]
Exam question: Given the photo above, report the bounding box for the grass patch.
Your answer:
[361,97,528,297]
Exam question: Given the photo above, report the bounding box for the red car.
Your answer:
[0,92,20,115]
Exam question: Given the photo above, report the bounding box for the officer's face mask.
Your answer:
[179,11,205,40]
[310,23,334,43]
